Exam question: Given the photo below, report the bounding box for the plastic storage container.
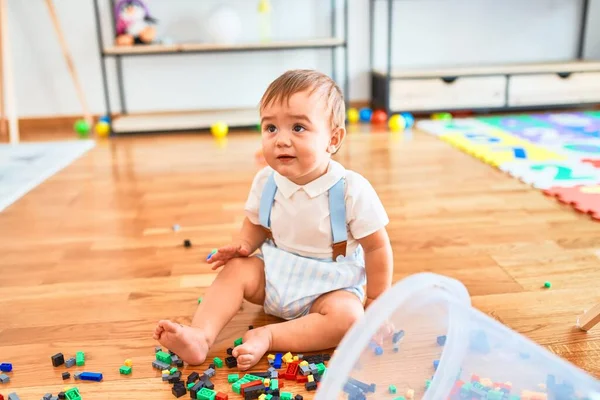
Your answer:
[316,273,600,400]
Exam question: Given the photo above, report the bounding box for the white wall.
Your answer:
[5,0,599,118]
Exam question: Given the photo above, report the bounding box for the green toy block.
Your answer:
[156,350,172,365]
[119,365,132,375]
[265,395,273,400]
[196,387,216,400]
[243,373,263,382]
[188,382,196,389]
[213,357,223,368]
[393,397,406,400]
[389,384,397,394]
[280,392,292,400]
[234,337,243,347]
[425,379,431,389]
[227,373,239,383]
[316,362,326,375]
[75,351,85,366]
[270,378,278,390]
[198,297,203,304]
[170,367,178,374]
[65,387,82,400]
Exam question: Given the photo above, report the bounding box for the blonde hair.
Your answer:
[260,69,346,130]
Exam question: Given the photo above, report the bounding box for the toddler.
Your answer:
[153,69,393,370]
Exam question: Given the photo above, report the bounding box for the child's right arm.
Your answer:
[207,217,267,270]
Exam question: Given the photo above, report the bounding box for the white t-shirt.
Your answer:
[245,160,389,259]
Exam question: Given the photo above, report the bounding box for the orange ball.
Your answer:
[371,109,388,124]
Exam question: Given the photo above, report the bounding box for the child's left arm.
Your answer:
[358,227,393,308]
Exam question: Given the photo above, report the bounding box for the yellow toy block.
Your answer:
[480,378,493,387]
[282,352,293,363]
[308,375,314,382]
[124,359,133,367]
[299,360,309,367]
[162,369,170,375]
[293,356,299,362]
[406,388,415,399]
[259,395,266,400]
[264,378,270,387]
[267,354,275,360]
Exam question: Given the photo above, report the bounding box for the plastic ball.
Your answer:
[371,110,388,124]
[400,112,415,128]
[359,107,372,122]
[99,115,111,123]
[388,114,406,132]
[95,121,110,138]
[544,281,552,289]
[347,108,359,124]
[74,119,91,137]
[211,121,229,138]
[432,112,452,121]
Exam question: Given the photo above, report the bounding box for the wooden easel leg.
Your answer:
[576,303,600,331]
[0,0,19,144]
[44,0,91,123]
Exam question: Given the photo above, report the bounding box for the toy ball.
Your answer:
[99,115,111,123]
[74,119,91,137]
[359,107,372,122]
[211,121,229,138]
[206,5,242,44]
[347,108,359,124]
[432,112,452,121]
[371,109,388,124]
[388,114,406,132]
[95,121,110,138]
[400,112,415,128]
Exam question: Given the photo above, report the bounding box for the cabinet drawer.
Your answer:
[508,72,600,106]
[389,75,506,111]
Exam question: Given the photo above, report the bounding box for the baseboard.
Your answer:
[2,100,371,140]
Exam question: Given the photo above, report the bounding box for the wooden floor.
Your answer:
[1,124,599,399]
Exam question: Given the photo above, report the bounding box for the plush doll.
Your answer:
[115,0,157,46]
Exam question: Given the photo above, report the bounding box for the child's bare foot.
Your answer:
[153,320,210,365]
[232,326,273,371]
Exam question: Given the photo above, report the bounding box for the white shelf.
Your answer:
[111,108,259,134]
[104,38,345,56]
[372,60,600,79]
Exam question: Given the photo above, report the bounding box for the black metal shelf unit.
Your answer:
[91,0,349,135]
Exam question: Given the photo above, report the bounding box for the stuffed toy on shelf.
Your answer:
[114,0,157,46]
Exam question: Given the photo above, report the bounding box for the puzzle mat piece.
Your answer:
[416,118,489,137]
[500,160,600,189]
[440,130,566,168]
[548,139,600,161]
[543,185,600,221]
[536,111,600,132]
[583,159,600,168]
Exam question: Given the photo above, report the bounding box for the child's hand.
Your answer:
[206,241,252,270]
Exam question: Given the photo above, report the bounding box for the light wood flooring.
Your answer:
[1,124,599,399]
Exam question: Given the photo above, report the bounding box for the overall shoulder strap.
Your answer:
[328,177,347,259]
[258,172,278,230]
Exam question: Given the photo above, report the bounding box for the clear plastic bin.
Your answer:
[316,273,600,400]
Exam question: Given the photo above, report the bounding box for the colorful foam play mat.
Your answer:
[0,140,95,212]
[417,111,600,221]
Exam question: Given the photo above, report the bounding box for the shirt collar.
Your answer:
[273,160,346,199]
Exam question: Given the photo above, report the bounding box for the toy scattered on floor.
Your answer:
[371,109,387,124]
[94,121,110,138]
[544,281,552,289]
[388,114,406,132]
[73,119,90,138]
[0,364,11,373]
[211,121,229,138]
[183,239,192,248]
[432,112,452,120]
[172,224,181,231]
[346,108,359,124]
[359,107,372,122]
[114,0,157,46]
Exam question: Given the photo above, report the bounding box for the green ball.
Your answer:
[74,119,91,137]
[544,281,552,288]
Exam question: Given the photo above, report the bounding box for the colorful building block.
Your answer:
[64,387,82,400]
[0,363,12,372]
[51,353,65,367]
[213,357,223,368]
[228,373,239,383]
[234,337,243,347]
[79,372,103,382]
[197,387,216,400]
[155,350,172,365]
[119,366,132,375]
[75,351,85,367]
[389,384,397,394]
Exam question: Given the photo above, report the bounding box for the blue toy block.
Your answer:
[392,330,405,344]
[0,363,12,372]
[437,335,447,346]
[79,372,103,382]
[273,353,282,369]
[433,359,439,370]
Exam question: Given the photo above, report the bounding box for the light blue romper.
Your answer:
[257,172,366,320]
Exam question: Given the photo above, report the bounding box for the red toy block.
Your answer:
[216,392,228,400]
[583,158,600,168]
[282,361,299,380]
[296,374,308,383]
[449,380,464,397]
[240,380,263,396]
[471,374,480,383]
[543,185,600,221]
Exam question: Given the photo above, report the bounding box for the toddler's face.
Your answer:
[260,90,336,185]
